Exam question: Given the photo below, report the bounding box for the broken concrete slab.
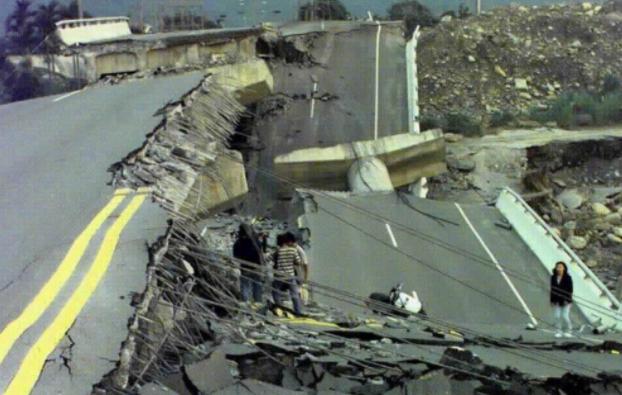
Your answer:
[184,350,235,394]
[181,149,248,219]
[159,373,193,395]
[386,371,481,395]
[139,382,180,395]
[274,130,446,193]
[208,60,274,105]
[214,379,307,394]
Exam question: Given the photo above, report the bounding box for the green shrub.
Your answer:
[489,110,515,128]
[532,91,596,128]
[420,114,443,131]
[595,92,622,124]
[530,88,622,128]
[602,74,621,95]
[444,111,481,136]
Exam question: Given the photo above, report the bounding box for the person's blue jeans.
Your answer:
[272,278,303,315]
[240,271,263,303]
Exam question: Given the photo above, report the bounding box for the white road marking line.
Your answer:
[455,203,539,327]
[52,90,81,102]
[374,22,382,140]
[385,223,398,248]
[310,82,318,118]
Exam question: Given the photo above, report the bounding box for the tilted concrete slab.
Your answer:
[181,150,248,219]
[301,191,588,328]
[208,60,274,105]
[274,129,445,193]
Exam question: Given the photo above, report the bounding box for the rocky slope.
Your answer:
[418,1,622,126]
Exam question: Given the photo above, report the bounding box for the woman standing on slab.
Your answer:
[550,261,573,338]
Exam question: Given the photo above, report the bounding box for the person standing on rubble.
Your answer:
[294,235,310,305]
[233,223,264,305]
[272,232,304,315]
[550,261,573,338]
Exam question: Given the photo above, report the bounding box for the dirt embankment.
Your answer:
[418,1,622,125]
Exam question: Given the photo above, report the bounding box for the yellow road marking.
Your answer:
[0,192,126,365]
[278,317,340,328]
[5,194,146,395]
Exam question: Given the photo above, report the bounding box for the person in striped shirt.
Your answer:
[272,232,303,315]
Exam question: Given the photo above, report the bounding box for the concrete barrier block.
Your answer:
[274,129,446,193]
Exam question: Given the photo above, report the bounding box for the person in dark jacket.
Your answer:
[233,223,264,304]
[550,261,573,338]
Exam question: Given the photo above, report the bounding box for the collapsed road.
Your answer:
[245,21,409,216]
[0,18,622,395]
[0,73,208,392]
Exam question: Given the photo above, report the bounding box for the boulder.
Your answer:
[586,259,598,268]
[446,157,476,172]
[568,235,588,250]
[557,189,584,210]
[607,234,622,244]
[515,78,529,90]
[443,133,464,143]
[605,212,622,224]
[592,203,611,216]
[614,227,622,238]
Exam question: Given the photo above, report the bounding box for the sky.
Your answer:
[0,0,591,32]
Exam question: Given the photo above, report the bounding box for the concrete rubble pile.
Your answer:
[109,76,245,221]
[91,211,622,395]
[419,1,622,122]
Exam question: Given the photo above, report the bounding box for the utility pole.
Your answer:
[476,0,481,16]
[77,0,84,18]
[139,0,144,27]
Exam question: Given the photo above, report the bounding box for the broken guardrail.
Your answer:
[496,187,622,332]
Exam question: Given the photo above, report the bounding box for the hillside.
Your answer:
[418,1,622,128]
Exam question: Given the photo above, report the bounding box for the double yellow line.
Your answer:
[0,188,148,394]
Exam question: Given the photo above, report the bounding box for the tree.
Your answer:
[60,0,92,20]
[35,1,63,40]
[4,59,42,102]
[387,1,437,37]
[5,0,38,53]
[298,0,349,21]
[458,3,472,19]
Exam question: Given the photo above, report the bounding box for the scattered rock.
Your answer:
[443,133,464,143]
[557,189,584,210]
[607,234,622,244]
[605,212,622,224]
[592,203,612,216]
[568,235,588,250]
[446,157,476,172]
[514,78,529,90]
[586,259,599,268]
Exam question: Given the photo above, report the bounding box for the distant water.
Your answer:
[204,0,582,27]
[0,0,596,33]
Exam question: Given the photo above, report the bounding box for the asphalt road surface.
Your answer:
[0,72,203,393]
[304,191,588,330]
[247,21,409,216]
